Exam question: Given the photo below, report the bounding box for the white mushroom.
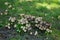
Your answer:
[14,24,17,28]
[34,31,38,35]
[30,32,33,35]
[9,17,16,22]
[8,5,12,8]
[35,17,42,21]
[4,2,9,5]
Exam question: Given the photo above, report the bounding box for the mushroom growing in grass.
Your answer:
[9,17,16,22]
[5,14,51,35]
[18,14,51,36]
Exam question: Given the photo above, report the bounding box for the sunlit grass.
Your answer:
[36,2,60,10]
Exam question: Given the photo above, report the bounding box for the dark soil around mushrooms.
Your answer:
[0,27,18,40]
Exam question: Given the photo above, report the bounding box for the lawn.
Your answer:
[0,0,60,40]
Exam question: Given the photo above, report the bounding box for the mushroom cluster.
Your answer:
[18,14,52,35]
[0,2,15,15]
[5,14,52,35]
[5,17,16,29]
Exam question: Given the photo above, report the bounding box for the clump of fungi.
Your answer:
[18,14,52,35]
[5,14,52,36]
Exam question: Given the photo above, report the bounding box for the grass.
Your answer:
[0,0,60,40]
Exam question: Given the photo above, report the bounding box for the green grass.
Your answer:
[0,0,60,40]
